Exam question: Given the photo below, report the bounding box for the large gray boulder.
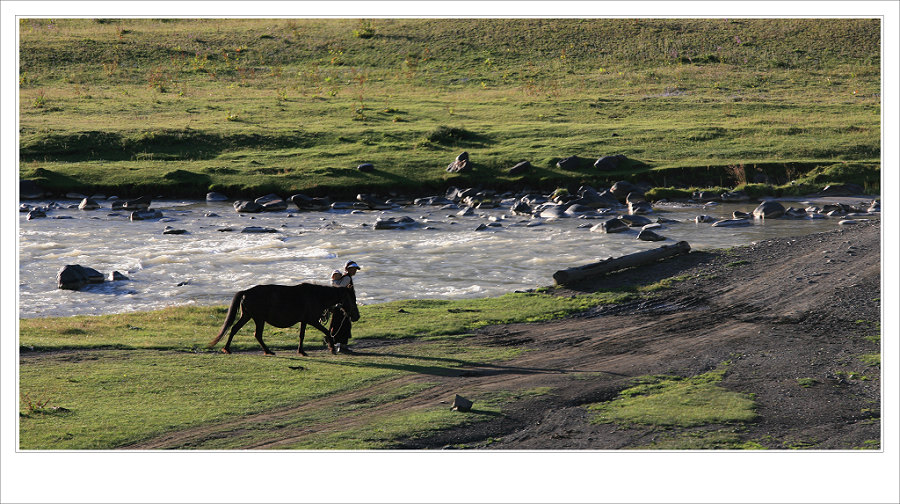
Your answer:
[576,186,619,209]
[255,194,287,212]
[57,264,104,290]
[609,181,641,201]
[637,229,666,241]
[234,200,264,213]
[539,204,569,219]
[130,210,163,221]
[752,201,786,219]
[593,154,628,171]
[591,218,630,233]
[712,218,752,227]
[374,216,420,230]
[206,192,229,202]
[122,196,152,211]
[357,194,392,210]
[78,198,101,210]
[510,200,533,216]
[290,193,332,211]
[618,214,653,227]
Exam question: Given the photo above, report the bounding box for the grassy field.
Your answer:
[18,289,630,449]
[18,18,881,199]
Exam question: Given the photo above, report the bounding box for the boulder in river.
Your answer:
[712,218,752,227]
[255,194,287,212]
[78,198,101,210]
[637,228,666,241]
[357,194,392,210]
[591,217,629,233]
[618,214,653,227]
[374,216,419,230]
[130,210,163,221]
[752,201,786,219]
[109,271,129,281]
[695,215,716,223]
[609,181,641,201]
[628,200,653,215]
[234,200,264,213]
[206,192,229,202]
[26,209,47,220]
[510,200,533,216]
[122,196,152,211]
[57,264,104,290]
[539,204,569,219]
[241,226,278,233]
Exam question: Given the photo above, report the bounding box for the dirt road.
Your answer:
[126,220,881,450]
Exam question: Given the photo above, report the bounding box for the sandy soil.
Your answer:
[124,219,881,450]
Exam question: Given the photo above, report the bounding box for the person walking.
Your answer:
[330,260,360,353]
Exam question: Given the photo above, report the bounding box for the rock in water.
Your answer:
[374,216,419,230]
[234,200,264,213]
[712,218,752,227]
[637,229,666,241]
[752,201,786,219]
[57,264,104,290]
[591,218,629,233]
[78,198,100,210]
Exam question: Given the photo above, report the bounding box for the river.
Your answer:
[18,194,878,318]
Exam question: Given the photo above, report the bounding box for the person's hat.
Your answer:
[345,260,361,270]
[331,269,343,277]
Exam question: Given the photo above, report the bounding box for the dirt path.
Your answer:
[123,220,881,450]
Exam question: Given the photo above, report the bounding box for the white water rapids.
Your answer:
[18,195,878,318]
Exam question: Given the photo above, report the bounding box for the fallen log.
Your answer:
[553,240,691,285]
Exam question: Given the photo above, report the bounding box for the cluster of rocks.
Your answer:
[57,264,128,291]
[22,193,164,222]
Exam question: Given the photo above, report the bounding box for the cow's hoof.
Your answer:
[221,348,231,354]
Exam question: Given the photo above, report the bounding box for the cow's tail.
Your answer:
[208,291,244,348]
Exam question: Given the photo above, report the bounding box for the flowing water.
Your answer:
[18,195,878,318]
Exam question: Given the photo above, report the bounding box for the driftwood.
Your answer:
[553,240,691,285]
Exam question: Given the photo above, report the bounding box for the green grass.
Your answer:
[858,353,880,367]
[587,367,758,428]
[638,430,767,450]
[797,378,819,388]
[19,291,631,352]
[19,341,523,450]
[18,18,880,199]
[19,290,618,449]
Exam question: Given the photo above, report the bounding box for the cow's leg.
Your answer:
[253,318,275,356]
[308,320,336,354]
[297,322,307,356]
[222,313,251,354]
